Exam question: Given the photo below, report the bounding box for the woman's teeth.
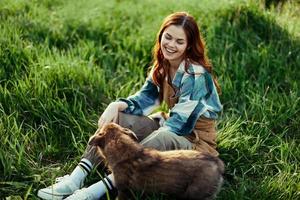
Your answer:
[165,47,176,53]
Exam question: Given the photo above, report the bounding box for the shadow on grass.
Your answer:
[212,5,300,200]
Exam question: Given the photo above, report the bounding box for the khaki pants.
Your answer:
[82,112,193,166]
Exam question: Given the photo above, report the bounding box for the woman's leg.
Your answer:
[64,174,116,200]
[117,112,192,151]
[38,112,160,199]
[140,129,193,151]
[79,111,160,171]
[62,112,160,199]
[117,111,160,141]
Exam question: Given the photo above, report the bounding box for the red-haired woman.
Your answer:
[38,11,222,200]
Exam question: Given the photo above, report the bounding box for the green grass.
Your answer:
[0,0,299,199]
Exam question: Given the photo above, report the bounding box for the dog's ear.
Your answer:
[89,135,105,148]
[122,128,138,141]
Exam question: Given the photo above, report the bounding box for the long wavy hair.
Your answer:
[151,12,221,94]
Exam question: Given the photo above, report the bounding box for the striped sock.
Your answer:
[69,158,93,187]
[102,174,114,191]
[78,158,93,174]
[85,174,116,199]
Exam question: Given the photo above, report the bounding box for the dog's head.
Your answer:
[89,123,138,149]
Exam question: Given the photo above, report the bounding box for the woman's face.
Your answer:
[160,25,188,66]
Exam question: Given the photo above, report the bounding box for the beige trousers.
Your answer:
[82,112,193,166]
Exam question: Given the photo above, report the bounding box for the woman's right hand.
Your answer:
[98,101,128,128]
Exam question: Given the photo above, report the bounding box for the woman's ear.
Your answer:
[89,135,105,148]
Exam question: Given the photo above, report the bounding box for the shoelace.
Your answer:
[55,175,70,183]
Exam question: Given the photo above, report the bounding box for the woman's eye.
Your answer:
[177,41,184,45]
[165,35,172,40]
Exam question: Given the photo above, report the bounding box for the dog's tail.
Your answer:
[216,157,225,175]
[202,153,225,175]
[202,154,225,200]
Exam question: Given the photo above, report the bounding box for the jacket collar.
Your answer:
[172,60,186,89]
[171,60,207,89]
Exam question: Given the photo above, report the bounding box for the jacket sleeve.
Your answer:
[160,73,210,135]
[117,75,160,116]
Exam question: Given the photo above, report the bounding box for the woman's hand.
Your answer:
[98,101,128,128]
[148,111,167,127]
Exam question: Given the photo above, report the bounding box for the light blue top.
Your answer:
[118,60,223,136]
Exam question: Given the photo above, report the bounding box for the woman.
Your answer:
[37,11,222,200]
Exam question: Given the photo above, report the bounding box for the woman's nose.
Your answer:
[168,40,176,47]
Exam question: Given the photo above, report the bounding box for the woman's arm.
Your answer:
[98,74,160,127]
[117,75,160,116]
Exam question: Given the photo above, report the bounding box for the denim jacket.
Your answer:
[118,60,223,136]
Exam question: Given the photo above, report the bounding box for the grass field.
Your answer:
[0,0,299,199]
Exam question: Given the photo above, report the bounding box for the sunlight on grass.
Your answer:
[0,0,299,199]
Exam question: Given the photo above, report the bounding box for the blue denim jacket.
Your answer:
[118,61,222,136]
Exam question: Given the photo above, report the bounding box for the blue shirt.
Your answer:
[118,60,222,136]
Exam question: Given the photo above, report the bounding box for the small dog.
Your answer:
[89,123,224,200]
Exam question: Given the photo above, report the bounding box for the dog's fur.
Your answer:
[89,123,224,200]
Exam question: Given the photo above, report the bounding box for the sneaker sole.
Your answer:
[37,190,70,200]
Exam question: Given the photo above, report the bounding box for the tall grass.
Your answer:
[0,0,299,199]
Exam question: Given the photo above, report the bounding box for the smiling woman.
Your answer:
[161,25,188,67]
[151,12,221,95]
[37,11,223,200]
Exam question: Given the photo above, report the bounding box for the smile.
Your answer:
[165,47,176,53]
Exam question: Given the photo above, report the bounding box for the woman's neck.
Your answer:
[168,58,184,72]
[168,59,183,81]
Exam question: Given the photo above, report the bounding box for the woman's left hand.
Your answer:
[98,101,128,128]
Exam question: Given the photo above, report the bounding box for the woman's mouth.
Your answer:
[165,47,176,54]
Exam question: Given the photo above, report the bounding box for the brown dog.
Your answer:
[89,123,224,200]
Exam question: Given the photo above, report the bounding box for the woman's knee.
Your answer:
[151,130,174,142]
[140,129,192,151]
[140,130,168,150]
[117,112,159,141]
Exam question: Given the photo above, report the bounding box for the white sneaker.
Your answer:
[37,175,83,200]
[64,188,97,200]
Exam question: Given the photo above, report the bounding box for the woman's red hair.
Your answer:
[151,12,221,94]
